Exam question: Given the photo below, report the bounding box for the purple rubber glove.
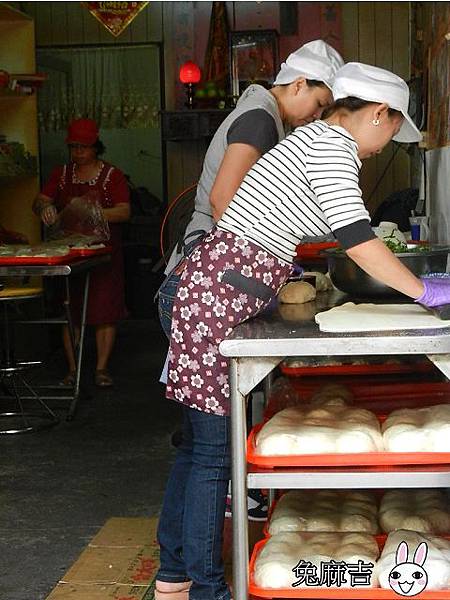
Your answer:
[415,277,450,308]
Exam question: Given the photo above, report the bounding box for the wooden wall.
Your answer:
[342,2,412,214]
[20,1,413,214]
[21,1,163,44]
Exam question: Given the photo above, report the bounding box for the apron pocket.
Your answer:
[221,269,274,302]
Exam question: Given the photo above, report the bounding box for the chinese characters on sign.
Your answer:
[292,559,374,588]
[84,2,149,37]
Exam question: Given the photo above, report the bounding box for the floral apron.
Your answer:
[166,227,292,416]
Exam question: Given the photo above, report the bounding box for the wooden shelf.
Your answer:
[0,5,39,244]
[161,109,232,141]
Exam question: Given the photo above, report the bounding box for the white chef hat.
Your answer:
[332,62,422,143]
[273,40,344,90]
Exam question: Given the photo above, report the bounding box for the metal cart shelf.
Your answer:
[219,291,450,600]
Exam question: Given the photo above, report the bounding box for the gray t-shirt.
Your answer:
[165,85,285,273]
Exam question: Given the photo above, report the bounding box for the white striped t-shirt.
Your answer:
[217,121,373,264]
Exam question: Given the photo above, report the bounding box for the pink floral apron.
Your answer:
[166,228,292,416]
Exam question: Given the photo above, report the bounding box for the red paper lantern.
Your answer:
[179,61,201,85]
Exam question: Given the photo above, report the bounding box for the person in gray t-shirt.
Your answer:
[158,40,344,342]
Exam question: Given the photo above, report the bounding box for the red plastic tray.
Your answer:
[280,360,435,377]
[247,423,450,468]
[69,245,112,258]
[0,254,73,265]
[249,537,450,598]
[264,379,450,419]
[295,241,339,260]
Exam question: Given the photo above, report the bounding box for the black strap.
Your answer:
[221,269,274,302]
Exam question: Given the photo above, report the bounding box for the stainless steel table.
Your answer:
[219,291,450,600]
[0,255,110,420]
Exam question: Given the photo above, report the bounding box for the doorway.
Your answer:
[36,44,163,202]
[36,44,165,318]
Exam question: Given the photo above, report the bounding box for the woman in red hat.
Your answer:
[33,118,130,387]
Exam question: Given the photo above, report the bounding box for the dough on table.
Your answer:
[315,302,450,332]
[278,281,316,304]
[373,529,450,590]
[379,489,450,534]
[303,271,334,292]
[268,490,378,535]
[255,397,383,456]
[382,404,450,452]
[254,531,379,589]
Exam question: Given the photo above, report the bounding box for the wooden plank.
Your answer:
[357,3,377,207]
[146,1,163,42]
[24,0,52,46]
[342,2,359,61]
[162,1,175,110]
[375,2,393,70]
[129,4,147,43]
[64,2,84,45]
[81,3,102,43]
[48,1,69,46]
[392,2,411,192]
[392,2,410,79]
[373,4,394,205]
[358,1,376,64]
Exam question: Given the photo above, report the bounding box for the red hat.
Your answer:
[66,118,99,145]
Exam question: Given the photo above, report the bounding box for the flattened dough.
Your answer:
[315,302,450,332]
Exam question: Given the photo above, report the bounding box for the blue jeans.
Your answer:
[157,406,231,600]
[158,270,181,339]
[158,233,205,340]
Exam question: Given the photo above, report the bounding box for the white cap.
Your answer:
[273,40,344,90]
[332,62,422,143]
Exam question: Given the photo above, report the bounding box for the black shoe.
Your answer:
[247,489,268,521]
[224,489,268,521]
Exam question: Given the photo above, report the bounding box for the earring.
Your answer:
[372,119,380,126]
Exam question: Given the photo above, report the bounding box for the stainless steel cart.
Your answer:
[219,291,450,600]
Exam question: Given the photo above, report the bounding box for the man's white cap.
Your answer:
[332,62,422,143]
[273,40,344,90]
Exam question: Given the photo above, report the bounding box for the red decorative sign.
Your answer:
[84,2,149,37]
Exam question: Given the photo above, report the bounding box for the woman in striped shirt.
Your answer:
[158,63,450,600]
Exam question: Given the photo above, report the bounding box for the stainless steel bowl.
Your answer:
[324,246,450,298]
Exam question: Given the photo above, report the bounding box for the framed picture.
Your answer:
[229,29,280,99]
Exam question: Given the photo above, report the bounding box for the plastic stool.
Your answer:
[0,286,59,434]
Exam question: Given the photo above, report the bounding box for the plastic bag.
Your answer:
[49,190,110,242]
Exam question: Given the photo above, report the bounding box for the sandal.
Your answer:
[95,369,113,387]
[60,371,76,387]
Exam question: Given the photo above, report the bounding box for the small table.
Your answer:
[0,254,110,420]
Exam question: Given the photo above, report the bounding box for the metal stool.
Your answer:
[0,286,59,434]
